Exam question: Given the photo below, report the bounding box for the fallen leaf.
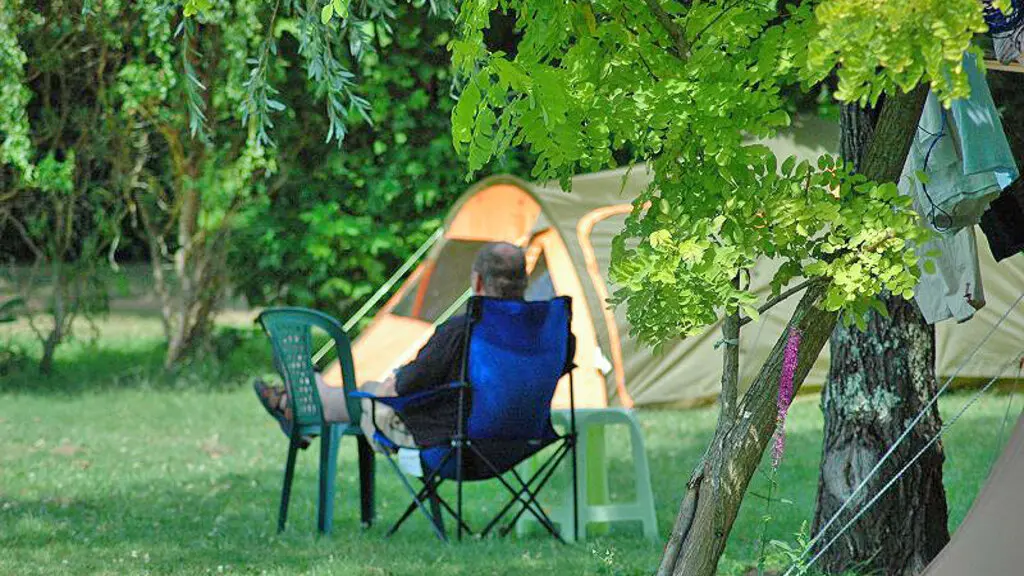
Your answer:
[51,442,83,457]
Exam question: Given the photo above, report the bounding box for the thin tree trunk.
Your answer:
[39,260,65,375]
[39,331,59,375]
[165,186,200,368]
[720,297,741,422]
[657,85,929,576]
[659,283,838,576]
[811,101,949,576]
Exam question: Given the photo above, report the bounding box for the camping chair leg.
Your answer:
[386,478,474,538]
[317,425,338,534]
[386,501,421,538]
[278,440,300,533]
[497,448,572,539]
[499,455,568,539]
[456,441,464,542]
[570,432,578,542]
[471,444,565,543]
[480,442,569,537]
[426,476,447,540]
[386,482,436,537]
[425,485,475,536]
[385,467,446,536]
[382,454,447,542]
[357,435,375,528]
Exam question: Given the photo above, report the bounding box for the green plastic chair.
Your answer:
[257,307,374,534]
[516,408,657,541]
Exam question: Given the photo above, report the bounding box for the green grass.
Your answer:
[1,314,1020,575]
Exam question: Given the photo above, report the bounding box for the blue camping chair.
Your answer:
[353,296,578,542]
[257,307,375,534]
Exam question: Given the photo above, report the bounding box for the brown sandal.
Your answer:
[253,379,311,449]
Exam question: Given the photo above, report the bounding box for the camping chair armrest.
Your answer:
[350,382,468,413]
[352,383,470,448]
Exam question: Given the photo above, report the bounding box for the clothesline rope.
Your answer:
[783,343,1024,576]
[782,290,1024,572]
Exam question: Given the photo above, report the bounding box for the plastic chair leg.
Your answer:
[627,417,658,540]
[317,425,340,534]
[357,435,375,528]
[585,424,610,536]
[278,440,299,533]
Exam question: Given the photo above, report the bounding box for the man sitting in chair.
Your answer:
[254,242,543,452]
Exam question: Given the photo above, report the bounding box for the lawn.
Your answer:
[1,313,1020,575]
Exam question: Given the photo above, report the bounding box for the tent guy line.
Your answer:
[311,227,444,365]
[783,339,1024,576]
[782,289,1024,574]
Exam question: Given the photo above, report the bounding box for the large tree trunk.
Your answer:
[811,103,949,575]
[657,86,929,576]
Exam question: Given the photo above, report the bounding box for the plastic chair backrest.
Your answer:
[258,307,359,428]
[464,296,572,440]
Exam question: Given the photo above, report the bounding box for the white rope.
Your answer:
[786,343,1024,576]
[311,227,443,365]
[785,291,1024,570]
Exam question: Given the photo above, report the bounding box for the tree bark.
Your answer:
[811,98,949,575]
[657,85,929,576]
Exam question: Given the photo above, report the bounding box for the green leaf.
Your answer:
[649,229,672,249]
[333,0,349,19]
[781,155,795,176]
[869,298,889,319]
[321,3,334,25]
[854,312,868,332]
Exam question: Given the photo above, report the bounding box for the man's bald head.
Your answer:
[471,242,527,299]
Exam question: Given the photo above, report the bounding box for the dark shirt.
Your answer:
[394,314,470,396]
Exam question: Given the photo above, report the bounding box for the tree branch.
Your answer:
[2,209,46,260]
[738,278,816,327]
[720,310,740,420]
[720,276,742,422]
[643,0,690,60]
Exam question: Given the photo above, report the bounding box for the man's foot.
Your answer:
[252,379,312,449]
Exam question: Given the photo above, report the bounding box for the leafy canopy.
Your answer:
[448,0,988,343]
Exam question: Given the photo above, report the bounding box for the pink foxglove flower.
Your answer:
[772,326,802,468]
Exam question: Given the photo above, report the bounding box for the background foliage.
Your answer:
[229,5,528,320]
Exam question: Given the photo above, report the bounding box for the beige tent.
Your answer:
[921,411,1024,575]
[921,405,1024,569]
[323,115,1024,408]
